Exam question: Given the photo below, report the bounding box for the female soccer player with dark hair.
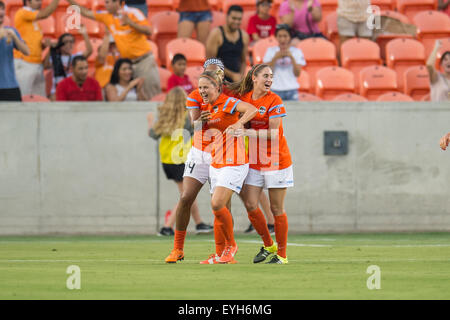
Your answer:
[230,63,293,264]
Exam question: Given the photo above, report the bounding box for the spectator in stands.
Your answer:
[440,132,450,150]
[167,53,194,94]
[263,24,306,101]
[14,0,60,97]
[67,0,161,100]
[177,0,212,45]
[0,0,29,101]
[337,0,372,48]
[247,0,277,44]
[56,56,103,101]
[279,0,323,43]
[105,58,148,101]
[438,0,450,17]
[95,30,120,89]
[427,40,450,102]
[206,5,250,83]
[43,26,93,101]
[125,0,147,17]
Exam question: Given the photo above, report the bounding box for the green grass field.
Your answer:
[1,233,449,300]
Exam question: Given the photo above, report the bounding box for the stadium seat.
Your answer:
[252,36,277,65]
[413,11,450,57]
[371,0,396,10]
[150,92,167,102]
[403,65,431,101]
[317,0,338,34]
[386,38,426,92]
[5,0,22,23]
[148,40,160,66]
[166,38,206,71]
[396,0,437,22]
[376,10,413,62]
[210,11,226,30]
[37,16,56,39]
[315,66,355,100]
[158,66,172,93]
[421,93,431,101]
[270,0,284,21]
[209,0,223,11]
[298,92,322,101]
[185,66,204,89]
[297,37,338,92]
[376,91,414,101]
[222,0,256,13]
[241,10,256,31]
[297,70,311,94]
[435,38,450,71]
[325,12,339,51]
[360,65,399,100]
[75,37,103,68]
[147,0,175,20]
[340,38,382,93]
[22,95,51,102]
[53,0,89,37]
[59,17,104,42]
[151,11,180,67]
[332,93,369,102]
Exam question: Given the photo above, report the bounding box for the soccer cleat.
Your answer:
[218,245,238,264]
[253,243,278,263]
[195,223,214,234]
[165,249,184,263]
[158,227,175,236]
[266,254,288,264]
[200,254,220,264]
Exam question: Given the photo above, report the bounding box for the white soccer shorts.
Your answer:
[244,165,294,189]
[183,147,212,185]
[209,164,250,194]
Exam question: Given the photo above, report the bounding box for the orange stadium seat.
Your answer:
[147,0,175,20]
[413,11,450,57]
[185,66,204,89]
[297,70,311,94]
[371,0,396,10]
[421,93,430,101]
[22,95,51,102]
[340,38,382,93]
[360,65,398,100]
[396,0,437,22]
[251,36,277,64]
[151,11,179,67]
[241,10,255,31]
[376,91,414,101]
[53,0,89,37]
[318,0,338,34]
[435,38,450,71]
[325,12,339,50]
[298,92,322,101]
[270,0,283,22]
[222,0,256,13]
[386,38,426,92]
[210,10,226,30]
[166,38,206,71]
[158,66,172,93]
[58,17,104,42]
[38,16,56,39]
[150,92,167,101]
[315,66,355,100]
[209,0,223,12]
[403,65,431,101]
[5,0,22,22]
[333,93,369,102]
[297,37,338,92]
[75,37,103,68]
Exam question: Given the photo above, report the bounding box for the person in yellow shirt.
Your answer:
[14,0,60,96]
[66,0,161,100]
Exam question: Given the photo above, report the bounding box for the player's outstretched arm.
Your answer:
[440,133,450,150]
[36,0,59,20]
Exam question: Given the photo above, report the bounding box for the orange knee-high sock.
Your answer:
[213,206,236,247]
[174,230,187,251]
[274,213,288,258]
[247,208,273,248]
[214,217,227,255]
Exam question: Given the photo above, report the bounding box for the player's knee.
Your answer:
[211,199,226,212]
[270,203,284,216]
[244,200,258,213]
[179,192,195,208]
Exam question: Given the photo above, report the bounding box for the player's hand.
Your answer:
[226,122,244,136]
[120,10,132,26]
[0,27,12,44]
[200,111,211,122]
[440,133,450,150]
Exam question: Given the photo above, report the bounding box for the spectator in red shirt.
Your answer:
[247,0,277,43]
[167,54,194,94]
[56,56,103,101]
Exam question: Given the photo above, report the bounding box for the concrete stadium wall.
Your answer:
[0,102,449,235]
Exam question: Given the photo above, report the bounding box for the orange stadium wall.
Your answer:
[0,101,449,235]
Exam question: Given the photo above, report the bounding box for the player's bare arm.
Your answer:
[440,133,450,150]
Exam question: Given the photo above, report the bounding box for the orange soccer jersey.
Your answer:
[204,93,248,169]
[240,90,292,171]
[186,89,210,152]
[13,7,42,64]
[93,6,151,60]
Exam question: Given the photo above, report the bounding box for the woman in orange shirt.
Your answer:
[230,63,293,264]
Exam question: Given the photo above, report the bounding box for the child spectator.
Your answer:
[167,54,194,94]
[263,24,306,101]
[56,56,103,101]
[247,0,277,43]
[147,87,213,236]
[0,0,29,101]
[43,26,93,100]
[95,31,120,89]
[105,58,148,101]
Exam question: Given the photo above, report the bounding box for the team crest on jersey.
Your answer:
[276,107,282,113]
[259,106,266,115]
[213,106,219,113]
